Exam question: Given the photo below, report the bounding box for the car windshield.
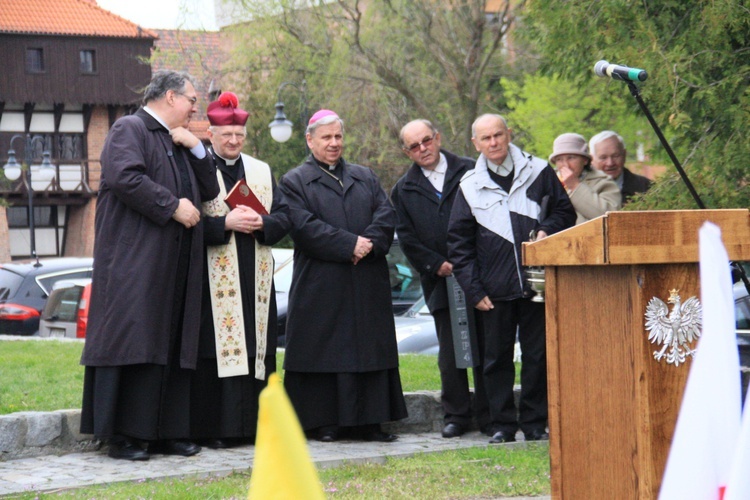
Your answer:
[0,269,24,301]
[35,269,94,296]
[44,286,84,322]
[387,242,421,304]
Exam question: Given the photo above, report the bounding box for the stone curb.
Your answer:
[1,390,516,462]
[0,388,524,462]
[0,409,101,461]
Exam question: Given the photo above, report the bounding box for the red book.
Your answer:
[224,178,268,215]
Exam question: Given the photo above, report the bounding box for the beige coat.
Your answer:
[567,167,621,225]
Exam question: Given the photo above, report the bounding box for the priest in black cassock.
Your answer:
[190,92,291,448]
[279,109,408,442]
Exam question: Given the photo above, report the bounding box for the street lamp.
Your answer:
[268,80,309,151]
[3,134,56,265]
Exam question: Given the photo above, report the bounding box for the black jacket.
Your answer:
[390,149,475,313]
[621,167,652,204]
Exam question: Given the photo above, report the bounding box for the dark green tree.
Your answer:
[519,0,750,209]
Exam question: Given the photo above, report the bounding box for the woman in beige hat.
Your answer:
[549,133,621,224]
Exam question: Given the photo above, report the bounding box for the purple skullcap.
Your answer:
[308,109,339,126]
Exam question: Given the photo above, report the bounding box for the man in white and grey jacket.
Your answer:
[447,114,576,444]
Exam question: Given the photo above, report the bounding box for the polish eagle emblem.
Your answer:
[645,289,702,366]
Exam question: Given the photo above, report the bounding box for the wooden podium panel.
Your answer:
[524,209,750,499]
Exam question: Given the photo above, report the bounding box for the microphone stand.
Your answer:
[626,81,704,209]
[625,80,750,295]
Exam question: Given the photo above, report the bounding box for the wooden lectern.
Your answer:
[522,209,750,499]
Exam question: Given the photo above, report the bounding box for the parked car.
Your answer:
[38,278,92,339]
[395,297,438,355]
[733,279,750,366]
[273,247,294,347]
[0,257,94,336]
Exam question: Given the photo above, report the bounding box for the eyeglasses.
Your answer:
[175,92,198,105]
[404,133,436,153]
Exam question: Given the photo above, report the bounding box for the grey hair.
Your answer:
[208,125,247,135]
[589,131,625,158]
[471,114,508,138]
[305,114,345,136]
[142,70,195,105]
[399,119,438,148]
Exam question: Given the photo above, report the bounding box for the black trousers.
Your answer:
[433,308,490,429]
[480,298,547,434]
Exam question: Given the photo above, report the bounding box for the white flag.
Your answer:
[659,222,741,499]
[724,384,750,500]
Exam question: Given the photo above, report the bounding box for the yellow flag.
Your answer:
[248,373,326,499]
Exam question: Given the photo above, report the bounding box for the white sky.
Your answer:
[96,0,218,31]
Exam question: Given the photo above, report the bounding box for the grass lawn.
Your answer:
[0,340,479,414]
[12,444,550,499]
[1,340,546,499]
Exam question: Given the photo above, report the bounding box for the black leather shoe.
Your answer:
[201,438,229,449]
[489,430,516,444]
[153,440,201,456]
[524,429,549,441]
[480,424,495,437]
[107,439,149,461]
[441,423,465,438]
[317,427,339,442]
[362,430,398,442]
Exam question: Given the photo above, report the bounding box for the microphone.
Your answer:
[594,60,648,82]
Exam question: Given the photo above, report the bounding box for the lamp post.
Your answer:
[268,80,309,152]
[3,134,56,265]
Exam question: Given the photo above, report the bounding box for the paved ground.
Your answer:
[0,431,549,498]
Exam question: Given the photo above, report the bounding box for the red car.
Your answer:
[38,278,92,339]
[0,257,94,336]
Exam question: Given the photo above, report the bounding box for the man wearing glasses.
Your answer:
[391,119,490,439]
[81,70,219,460]
[589,130,651,204]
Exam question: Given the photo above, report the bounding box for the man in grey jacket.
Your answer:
[448,114,575,444]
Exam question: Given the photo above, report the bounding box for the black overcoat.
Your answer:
[81,109,219,369]
[279,157,398,373]
[390,149,475,313]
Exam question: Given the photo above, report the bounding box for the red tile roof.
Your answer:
[0,0,158,38]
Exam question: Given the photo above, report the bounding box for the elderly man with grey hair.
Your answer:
[279,109,408,443]
[80,69,220,460]
[589,130,652,204]
[391,118,490,439]
[448,113,576,445]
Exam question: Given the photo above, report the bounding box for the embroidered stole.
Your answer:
[202,153,273,379]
